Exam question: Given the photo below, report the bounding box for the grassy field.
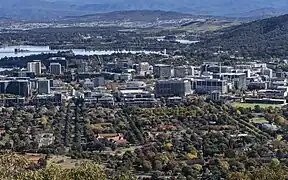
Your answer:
[232,102,281,109]
[250,118,268,124]
[170,21,240,33]
[48,156,92,169]
[114,147,136,156]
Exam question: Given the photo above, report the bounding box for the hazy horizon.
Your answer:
[0,0,287,20]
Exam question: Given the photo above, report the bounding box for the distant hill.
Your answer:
[1,0,288,20]
[226,8,287,19]
[198,14,288,57]
[0,0,83,20]
[74,0,288,17]
[62,10,195,22]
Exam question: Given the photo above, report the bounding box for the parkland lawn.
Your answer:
[232,102,281,109]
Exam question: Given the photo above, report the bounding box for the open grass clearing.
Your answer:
[250,118,268,124]
[232,102,280,109]
[114,147,137,156]
[48,155,92,169]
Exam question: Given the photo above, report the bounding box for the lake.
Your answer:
[0,45,162,58]
[144,36,199,45]
[156,38,199,44]
[175,40,199,44]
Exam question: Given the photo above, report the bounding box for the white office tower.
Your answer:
[27,61,42,75]
[38,79,50,94]
[138,62,150,76]
[50,63,62,75]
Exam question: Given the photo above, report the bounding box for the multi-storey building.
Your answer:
[155,79,192,98]
[37,78,51,94]
[0,79,30,97]
[214,73,247,90]
[153,64,172,79]
[50,63,62,75]
[137,62,150,76]
[191,78,228,94]
[27,60,42,75]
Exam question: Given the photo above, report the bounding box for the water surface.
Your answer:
[0,45,162,58]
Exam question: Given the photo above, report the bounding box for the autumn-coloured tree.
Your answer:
[0,153,107,180]
[229,162,288,180]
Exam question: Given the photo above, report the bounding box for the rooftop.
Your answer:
[157,79,189,83]
[216,72,246,76]
[154,64,171,67]
[119,89,147,94]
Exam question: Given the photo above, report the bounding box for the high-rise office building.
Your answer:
[27,60,42,75]
[48,57,68,71]
[37,79,51,94]
[137,62,150,76]
[153,64,172,79]
[14,71,36,78]
[0,79,30,97]
[50,63,62,75]
[191,78,228,94]
[155,79,192,98]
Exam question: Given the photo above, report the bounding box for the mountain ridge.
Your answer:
[1,0,288,20]
[61,10,197,22]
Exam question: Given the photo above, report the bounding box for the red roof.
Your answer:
[108,136,127,144]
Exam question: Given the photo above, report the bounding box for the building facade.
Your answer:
[137,62,150,76]
[153,64,172,79]
[50,63,62,75]
[155,79,192,98]
[214,73,247,90]
[192,78,228,94]
[37,79,51,94]
[0,79,30,97]
[27,61,42,75]
[174,66,188,78]
[48,57,67,71]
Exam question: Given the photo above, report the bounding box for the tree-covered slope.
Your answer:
[198,14,288,58]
